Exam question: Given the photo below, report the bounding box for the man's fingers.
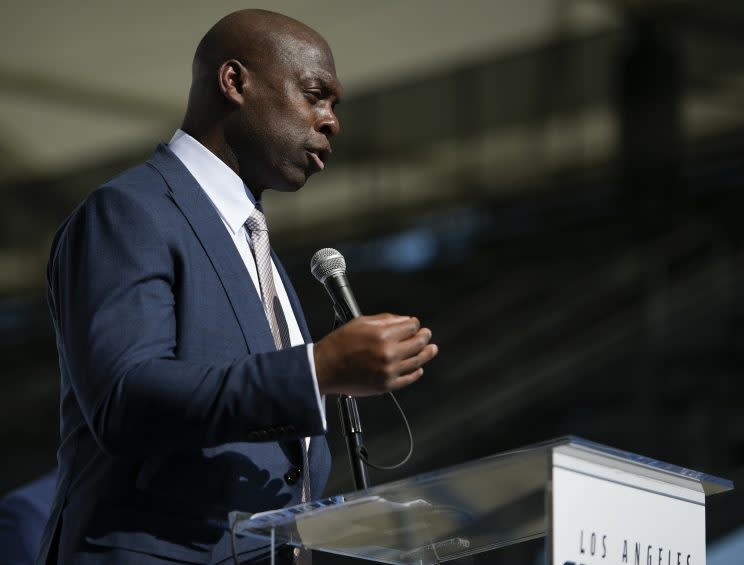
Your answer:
[365,313,409,325]
[365,313,419,332]
[391,327,433,360]
[387,367,425,391]
[319,313,438,396]
[393,343,438,376]
[377,317,421,341]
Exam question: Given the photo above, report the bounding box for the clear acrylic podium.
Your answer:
[229,437,733,564]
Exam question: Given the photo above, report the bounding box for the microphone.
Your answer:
[310,247,370,489]
[310,247,415,490]
[310,248,361,323]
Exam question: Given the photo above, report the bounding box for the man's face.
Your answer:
[229,34,343,193]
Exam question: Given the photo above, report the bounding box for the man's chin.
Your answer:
[275,178,307,193]
[254,172,307,194]
[276,169,312,192]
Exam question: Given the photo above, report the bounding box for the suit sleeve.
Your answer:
[49,186,324,457]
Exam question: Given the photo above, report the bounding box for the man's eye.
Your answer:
[304,91,321,103]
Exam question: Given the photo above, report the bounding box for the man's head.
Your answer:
[182,10,343,197]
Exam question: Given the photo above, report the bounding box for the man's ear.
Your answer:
[218,59,249,106]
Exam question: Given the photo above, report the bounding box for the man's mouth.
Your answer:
[307,151,325,171]
[307,150,325,171]
[306,145,332,172]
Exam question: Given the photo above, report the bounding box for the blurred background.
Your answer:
[1,0,743,563]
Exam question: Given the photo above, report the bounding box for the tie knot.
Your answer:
[245,207,268,232]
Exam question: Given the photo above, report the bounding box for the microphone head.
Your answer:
[310,248,346,283]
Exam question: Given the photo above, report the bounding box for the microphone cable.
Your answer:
[331,313,415,471]
[356,391,414,471]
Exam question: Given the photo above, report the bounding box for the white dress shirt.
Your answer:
[168,130,326,435]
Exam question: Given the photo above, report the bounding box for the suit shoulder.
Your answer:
[47,153,182,282]
[62,160,177,228]
[94,161,171,204]
[51,162,171,254]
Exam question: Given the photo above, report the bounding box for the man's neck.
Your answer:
[180,124,264,201]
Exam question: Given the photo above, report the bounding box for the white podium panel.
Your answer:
[552,446,706,565]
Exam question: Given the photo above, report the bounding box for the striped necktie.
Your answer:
[244,207,291,350]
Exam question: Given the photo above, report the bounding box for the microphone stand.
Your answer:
[338,395,370,490]
[333,313,370,490]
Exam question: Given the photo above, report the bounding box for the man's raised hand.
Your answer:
[313,313,438,396]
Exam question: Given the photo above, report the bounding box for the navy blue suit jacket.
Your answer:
[37,145,331,564]
[0,471,57,565]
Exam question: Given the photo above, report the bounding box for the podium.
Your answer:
[229,436,733,564]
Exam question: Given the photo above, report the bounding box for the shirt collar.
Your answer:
[168,129,257,234]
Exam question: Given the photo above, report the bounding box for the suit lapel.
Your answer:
[148,144,325,471]
[147,144,276,353]
[272,252,313,468]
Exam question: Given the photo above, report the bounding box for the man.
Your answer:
[37,9,438,565]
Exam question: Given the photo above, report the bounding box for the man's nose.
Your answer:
[317,106,340,138]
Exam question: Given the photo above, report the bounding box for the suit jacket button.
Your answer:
[284,467,301,485]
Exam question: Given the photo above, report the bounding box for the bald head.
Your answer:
[192,10,330,84]
[181,9,342,196]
